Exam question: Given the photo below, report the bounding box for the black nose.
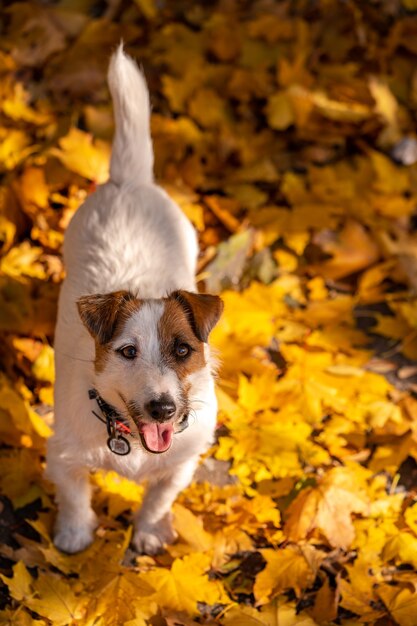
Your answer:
[145,395,176,421]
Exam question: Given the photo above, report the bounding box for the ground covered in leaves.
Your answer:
[3,0,417,624]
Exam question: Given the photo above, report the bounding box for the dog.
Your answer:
[45,46,223,555]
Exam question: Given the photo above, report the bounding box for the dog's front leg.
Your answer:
[48,458,98,554]
[133,459,197,555]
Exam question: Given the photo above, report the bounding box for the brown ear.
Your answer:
[171,290,223,343]
[77,291,136,344]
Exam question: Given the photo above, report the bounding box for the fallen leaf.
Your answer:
[378,584,417,626]
[254,546,320,604]
[311,220,380,280]
[284,467,369,549]
[50,128,110,183]
[139,553,228,615]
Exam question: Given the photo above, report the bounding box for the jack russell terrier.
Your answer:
[46,46,223,555]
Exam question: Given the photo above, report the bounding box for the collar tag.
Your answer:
[89,388,132,456]
[107,435,131,455]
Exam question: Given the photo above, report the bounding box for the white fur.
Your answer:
[46,47,217,555]
[95,302,182,416]
[108,44,153,185]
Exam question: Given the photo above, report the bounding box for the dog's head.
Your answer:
[77,290,223,454]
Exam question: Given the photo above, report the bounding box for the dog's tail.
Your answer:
[107,45,153,185]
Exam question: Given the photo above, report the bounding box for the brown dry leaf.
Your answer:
[44,19,140,97]
[311,577,339,623]
[311,220,380,279]
[4,3,67,66]
[0,448,43,501]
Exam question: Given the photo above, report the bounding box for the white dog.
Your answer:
[46,46,223,555]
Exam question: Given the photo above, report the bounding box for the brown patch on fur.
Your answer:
[77,291,141,373]
[170,291,223,343]
[95,343,111,374]
[158,299,207,381]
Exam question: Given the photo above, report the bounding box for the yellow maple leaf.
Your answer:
[32,345,55,383]
[284,467,369,549]
[28,406,53,439]
[85,570,156,626]
[369,77,398,129]
[139,553,228,615]
[0,127,33,170]
[0,374,49,445]
[383,532,417,570]
[223,599,319,626]
[2,81,53,126]
[378,584,417,626]
[188,88,230,129]
[163,184,205,231]
[373,313,410,340]
[370,150,410,195]
[51,128,110,183]
[0,242,46,280]
[92,470,144,518]
[221,605,266,626]
[0,448,42,502]
[261,600,319,626]
[254,546,320,604]
[0,561,32,602]
[173,503,213,552]
[339,561,384,622]
[24,573,86,626]
[16,167,49,213]
[0,609,39,626]
[405,503,417,536]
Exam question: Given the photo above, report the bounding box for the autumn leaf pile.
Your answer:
[4,0,417,624]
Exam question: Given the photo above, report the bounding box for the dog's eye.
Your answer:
[119,345,137,359]
[175,343,191,358]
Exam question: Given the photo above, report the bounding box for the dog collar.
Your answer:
[88,388,189,456]
[88,388,132,455]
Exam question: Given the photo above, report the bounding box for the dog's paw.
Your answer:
[133,517,178,555]
[53,514,98,554]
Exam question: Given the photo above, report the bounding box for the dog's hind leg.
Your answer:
[132,459,197,555]
[46,448,97,553]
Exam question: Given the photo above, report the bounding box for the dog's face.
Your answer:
[77,290,223,454]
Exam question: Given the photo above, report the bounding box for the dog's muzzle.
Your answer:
[88,389,189,456]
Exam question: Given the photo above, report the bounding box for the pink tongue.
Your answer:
[139,423,174,453]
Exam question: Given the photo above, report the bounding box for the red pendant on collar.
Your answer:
[115,420,131,435]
